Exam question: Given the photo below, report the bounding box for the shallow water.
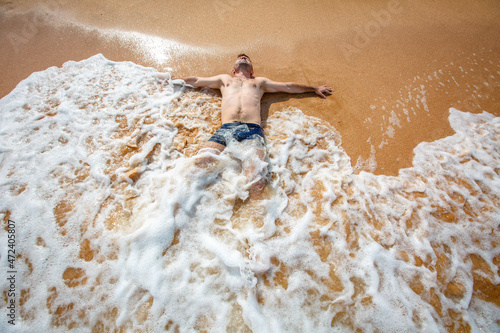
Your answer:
[0,55,499,332]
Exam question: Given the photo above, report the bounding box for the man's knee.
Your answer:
[195,143,225,168]
[194,152,217,168]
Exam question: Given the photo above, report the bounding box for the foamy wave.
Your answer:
[0,55,499,332]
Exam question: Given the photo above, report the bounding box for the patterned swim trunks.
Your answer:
[208,122,265,147]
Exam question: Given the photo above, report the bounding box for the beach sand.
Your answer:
[1,0,500,175]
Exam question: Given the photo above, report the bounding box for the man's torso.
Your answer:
[219,75,265,125]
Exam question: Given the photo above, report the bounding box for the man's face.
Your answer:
[234,55,253,73]
[236,55,251,65]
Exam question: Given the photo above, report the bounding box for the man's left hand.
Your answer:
[315,85,333,98]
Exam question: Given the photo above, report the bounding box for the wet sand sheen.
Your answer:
[1,0,500,175]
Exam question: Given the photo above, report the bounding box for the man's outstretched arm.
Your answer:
[182,75,228,89]
[155,73,227,89]
[261,78,333,98]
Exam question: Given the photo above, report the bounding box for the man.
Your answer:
[180,54,332,200]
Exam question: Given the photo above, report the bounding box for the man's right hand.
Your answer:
[155,73,190,86]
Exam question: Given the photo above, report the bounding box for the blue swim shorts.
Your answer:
[208,121,265,147]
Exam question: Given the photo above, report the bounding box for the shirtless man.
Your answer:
[181,54,332,200]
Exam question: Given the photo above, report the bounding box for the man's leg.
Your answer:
[175,141,226,216]
[196,138,267,201]
[194,141,225,168]
[242,146,267,200]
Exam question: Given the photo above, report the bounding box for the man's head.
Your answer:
[233,54,253,76]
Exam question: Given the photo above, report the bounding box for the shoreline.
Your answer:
[1,0,499,175]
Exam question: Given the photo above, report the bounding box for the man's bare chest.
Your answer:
[224,78,258,90]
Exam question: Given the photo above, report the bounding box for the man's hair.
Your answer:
[237,53,250,60]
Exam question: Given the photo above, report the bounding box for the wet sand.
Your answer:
[1,0,500,175]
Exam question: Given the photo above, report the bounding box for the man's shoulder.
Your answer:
[253,77,272,86]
